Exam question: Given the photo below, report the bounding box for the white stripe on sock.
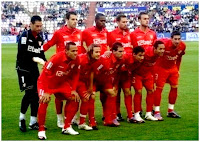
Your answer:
[168,104,174,110]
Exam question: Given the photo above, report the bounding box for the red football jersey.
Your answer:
[94,53,128,84]
[43,26,83,54]
[134,47,159,76]
[38,51,80,92]
[108,28,132,53]
[130,27,157,50]
[78,53,99,83]
[82,26,108,55]
[156,38,186,69]
[123,53,142,73]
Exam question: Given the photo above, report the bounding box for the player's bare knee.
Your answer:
[171,85,178,88]
[108,90,116,97]
[91,94,95,99]
[124,88,131,96]
[147,90,153,94]
[82,98,88,102]
[104,89,114,97]
[69,95,75,101]
[156,86,163,89]
[135,89,142,95]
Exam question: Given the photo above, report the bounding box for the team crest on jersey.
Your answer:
[116,38,121,40]
[92,34,97,37]
[104,33,107,37]
[127,36,130,40]
[150,35,153,39]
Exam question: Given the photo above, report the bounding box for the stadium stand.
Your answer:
[1,1,199,35]
[1,1,89,35]
[95,1,199,32]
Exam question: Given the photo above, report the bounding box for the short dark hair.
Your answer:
[66,41,76,50]
[171,31,181,38]
[111,42,123,51]
[88,43,101,58]
[31,15,42,24]
[133,46,145,55]
[65,11,77,20]
[138,12,148,20]
[116,14,126,22]
[95,13,105,21]
[154,40,164,49]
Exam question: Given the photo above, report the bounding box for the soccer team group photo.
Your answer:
[1,1,199,141]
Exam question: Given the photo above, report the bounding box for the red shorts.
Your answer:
[76,81,89,99]
[119,71,131,89]
[132,73,154,91]
[37,80,72,99]
[94,77,113,91]
[155,66,179,88]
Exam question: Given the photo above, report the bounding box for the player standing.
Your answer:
[81,13,108,126]
[16,15,46,132]
[130,11,157,116]
[107,14,133,122]
[42,11,82,128]
[130,12,157,50]
[82,13,108,55]
[154,31,186,120]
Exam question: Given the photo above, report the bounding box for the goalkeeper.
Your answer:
[16,15,46,132]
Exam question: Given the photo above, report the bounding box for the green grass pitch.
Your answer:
[1,42,199,140]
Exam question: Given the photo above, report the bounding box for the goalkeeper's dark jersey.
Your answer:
[16,29,46,72]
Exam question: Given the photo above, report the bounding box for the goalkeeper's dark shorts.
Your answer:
[16,67,38,92]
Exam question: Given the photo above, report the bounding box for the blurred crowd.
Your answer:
[1,1,199,35]
[1,1,89,35]
[96,1,199,32]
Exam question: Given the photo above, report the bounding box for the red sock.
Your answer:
[169,88,178,104]
[140,94,142,112]
[88,97,96,126]
[111,96,117,120]
[105,95,115,123]
[64,100,79,129]
[154,88,163,106]
[134,92,142,113]
[100,92,106,117]
[116,89,121,115]
[55,97,63,114]
[124,95,133,118]
[79,101,89,125]
[38,103,48,131]
[146,92,154,112]
[168,109,174,113]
